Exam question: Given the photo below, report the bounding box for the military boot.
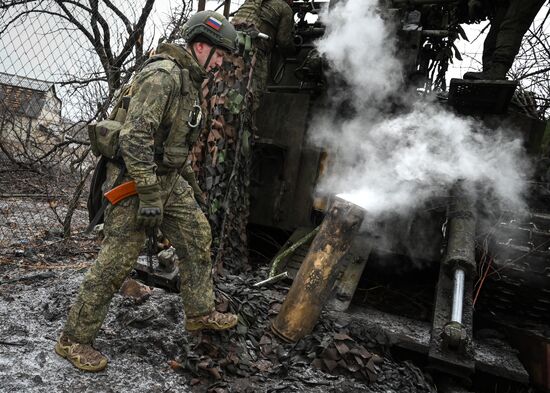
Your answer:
[463,63,509,80]
[186,310,238,332]
[55,334,108,372]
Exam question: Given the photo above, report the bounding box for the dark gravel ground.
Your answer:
[0,236,439,393]
[0,170,435,392]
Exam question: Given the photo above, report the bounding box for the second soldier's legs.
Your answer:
[491,0,546,70]
[482,4,508,70]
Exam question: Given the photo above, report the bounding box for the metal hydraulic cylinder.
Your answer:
[443,196,476,278]
[451,268,465,324]
[441,195,476,349]
[429,188,477,377]
[271,197,365,342]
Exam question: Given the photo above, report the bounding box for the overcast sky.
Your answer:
[0,0,230,82]
[0,0,241,119]
[0,1,547,119]
[1,1,547,83]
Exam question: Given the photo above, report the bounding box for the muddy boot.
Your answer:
[463,70,488,80]
[54,334,108,372]
[185,310,238,332]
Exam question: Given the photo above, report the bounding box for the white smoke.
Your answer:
[311,0,530,215]
[315,0,403,104]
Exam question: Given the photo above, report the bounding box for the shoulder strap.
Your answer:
[141,53,189,97]
[108,54,188,123]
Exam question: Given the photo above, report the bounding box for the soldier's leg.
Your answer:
[482,4,508,70]
[160,174,215,318]
[63,195,145,344]
[491,0,545,72]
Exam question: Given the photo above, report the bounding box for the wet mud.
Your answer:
[0,253,437,393]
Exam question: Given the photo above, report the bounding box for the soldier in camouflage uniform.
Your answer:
[55,11,239,372]
[464,0,545,80]
[232,0,296,109]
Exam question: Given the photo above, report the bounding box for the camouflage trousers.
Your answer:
[63,162,215,344]
[250,51,269,112]
[483,0,545,70]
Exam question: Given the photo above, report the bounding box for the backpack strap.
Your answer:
[85,158,126,233]
[136,53,190,97]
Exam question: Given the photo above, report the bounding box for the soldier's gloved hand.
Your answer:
[136,183,163,230]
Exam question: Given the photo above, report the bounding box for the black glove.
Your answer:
[136,183,163,230]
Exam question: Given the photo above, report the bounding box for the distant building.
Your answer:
[0,72,62,144]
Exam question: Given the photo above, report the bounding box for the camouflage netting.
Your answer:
[191,50,257,273]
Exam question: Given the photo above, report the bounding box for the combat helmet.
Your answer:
[182,10,237,53]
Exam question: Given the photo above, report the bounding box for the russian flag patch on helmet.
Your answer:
[205,16,222,31]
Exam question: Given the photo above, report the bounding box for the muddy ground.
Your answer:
[0,227,442,393]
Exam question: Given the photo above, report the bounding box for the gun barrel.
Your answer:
[422,29,450,38]
[296,27,325,38]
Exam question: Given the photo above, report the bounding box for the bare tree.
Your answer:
[509,5,550,118]
[161,0,193,43]
[1,0,155,96]
[0,0,192,239]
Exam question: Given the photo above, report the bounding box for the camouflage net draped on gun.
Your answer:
[191,52,257,273]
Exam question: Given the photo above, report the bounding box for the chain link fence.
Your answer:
[0,0,200,257]
[0,0,249,262]
[1,1,547,260]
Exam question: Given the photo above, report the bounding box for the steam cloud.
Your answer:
[311,0,530,216]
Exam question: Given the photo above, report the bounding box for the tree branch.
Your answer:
[86,0,114,66]
[101,0,132,33]
[58,75,107,86]
[113,0,155,69]
[52,0,95,47]
[0,0,38,9]
[0,8,65,36]
[517,66,550,81]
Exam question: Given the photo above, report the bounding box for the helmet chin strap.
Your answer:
[203,46,217,69]
[190,44,217,70]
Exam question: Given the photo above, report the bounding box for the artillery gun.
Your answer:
[249,1,550,392]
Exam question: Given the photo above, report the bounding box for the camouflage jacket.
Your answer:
[119,43,206,187]
[233,0,295,55]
